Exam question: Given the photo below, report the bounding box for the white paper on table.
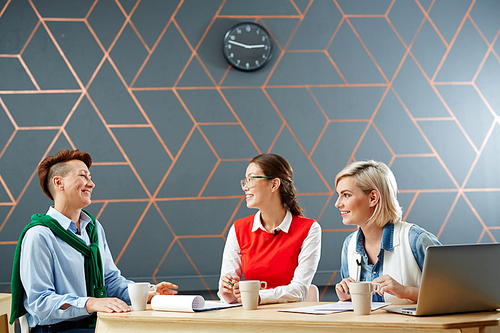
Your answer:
[151,295,205,313]
[279,302,391,315]
[151,295,242,313]
[196,301,242,312]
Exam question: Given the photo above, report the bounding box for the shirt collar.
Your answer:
[381,222,394,251]
[252,210,292,233]
[355,222,394,254]
[47,206,94,234]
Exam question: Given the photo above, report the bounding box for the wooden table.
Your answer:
[0,294,14,333]
[95,302,500,333]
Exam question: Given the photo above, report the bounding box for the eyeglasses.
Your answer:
[240,176,272,190]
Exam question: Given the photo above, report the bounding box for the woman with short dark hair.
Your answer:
[11,148,178,333]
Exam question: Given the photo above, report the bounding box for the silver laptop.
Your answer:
[386,243,500,316]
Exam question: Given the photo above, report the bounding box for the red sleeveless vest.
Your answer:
[234,214,315,289]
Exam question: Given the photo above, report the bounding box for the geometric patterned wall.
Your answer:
[1,0,499,302]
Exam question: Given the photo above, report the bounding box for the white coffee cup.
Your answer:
[239,280,267,310]
[128,282,157,311]
[348,281,380,315]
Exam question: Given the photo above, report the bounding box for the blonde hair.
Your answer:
[335,160,402,227]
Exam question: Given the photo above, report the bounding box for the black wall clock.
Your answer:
[222,22,273,72]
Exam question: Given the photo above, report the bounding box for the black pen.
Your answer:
[356,258,362,282]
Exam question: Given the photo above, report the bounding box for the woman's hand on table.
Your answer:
[148,281,179,302]
[86,297,131,313]
[373,275,419,302]
[335,277,355,302]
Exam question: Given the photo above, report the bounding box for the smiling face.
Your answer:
[242,162,273,210]
[335,176,377,227]
[55,159,95,209]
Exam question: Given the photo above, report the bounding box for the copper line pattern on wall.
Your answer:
[1,0,499,300]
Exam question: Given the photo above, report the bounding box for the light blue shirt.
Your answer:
[20,207,133,327]
[340,222,441,302]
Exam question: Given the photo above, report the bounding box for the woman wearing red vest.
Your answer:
[218,154,321,304]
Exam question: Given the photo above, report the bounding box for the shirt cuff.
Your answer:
[72,297,91,315]
[258,289,275,304]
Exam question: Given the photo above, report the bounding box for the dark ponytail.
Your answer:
[251,154,303,216]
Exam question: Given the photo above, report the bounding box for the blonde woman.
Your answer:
[334,160,440,304]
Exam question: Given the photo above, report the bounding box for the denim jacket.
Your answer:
[340,222,441,302]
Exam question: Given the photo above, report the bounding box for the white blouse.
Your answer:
[218,210,322,304]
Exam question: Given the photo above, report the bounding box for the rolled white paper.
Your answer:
[151,295,205,313]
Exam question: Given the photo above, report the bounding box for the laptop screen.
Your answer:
[414,243,500,316]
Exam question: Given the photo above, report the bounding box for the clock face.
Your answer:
[222,22,273,72]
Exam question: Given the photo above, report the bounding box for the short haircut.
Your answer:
[38,149,92,200]
[335,160,402,227]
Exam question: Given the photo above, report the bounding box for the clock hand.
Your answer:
[228,40,251,49]
[247,44,266,49]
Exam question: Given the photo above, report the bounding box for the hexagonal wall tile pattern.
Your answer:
[1,0,499,301]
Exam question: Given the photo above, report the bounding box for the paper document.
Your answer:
[280,302,391,315]
[151,295,241,313]
[196,301,242,312]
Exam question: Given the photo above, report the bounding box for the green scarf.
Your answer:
[10,210,107,326]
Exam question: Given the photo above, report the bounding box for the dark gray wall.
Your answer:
[1,0,499,302]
